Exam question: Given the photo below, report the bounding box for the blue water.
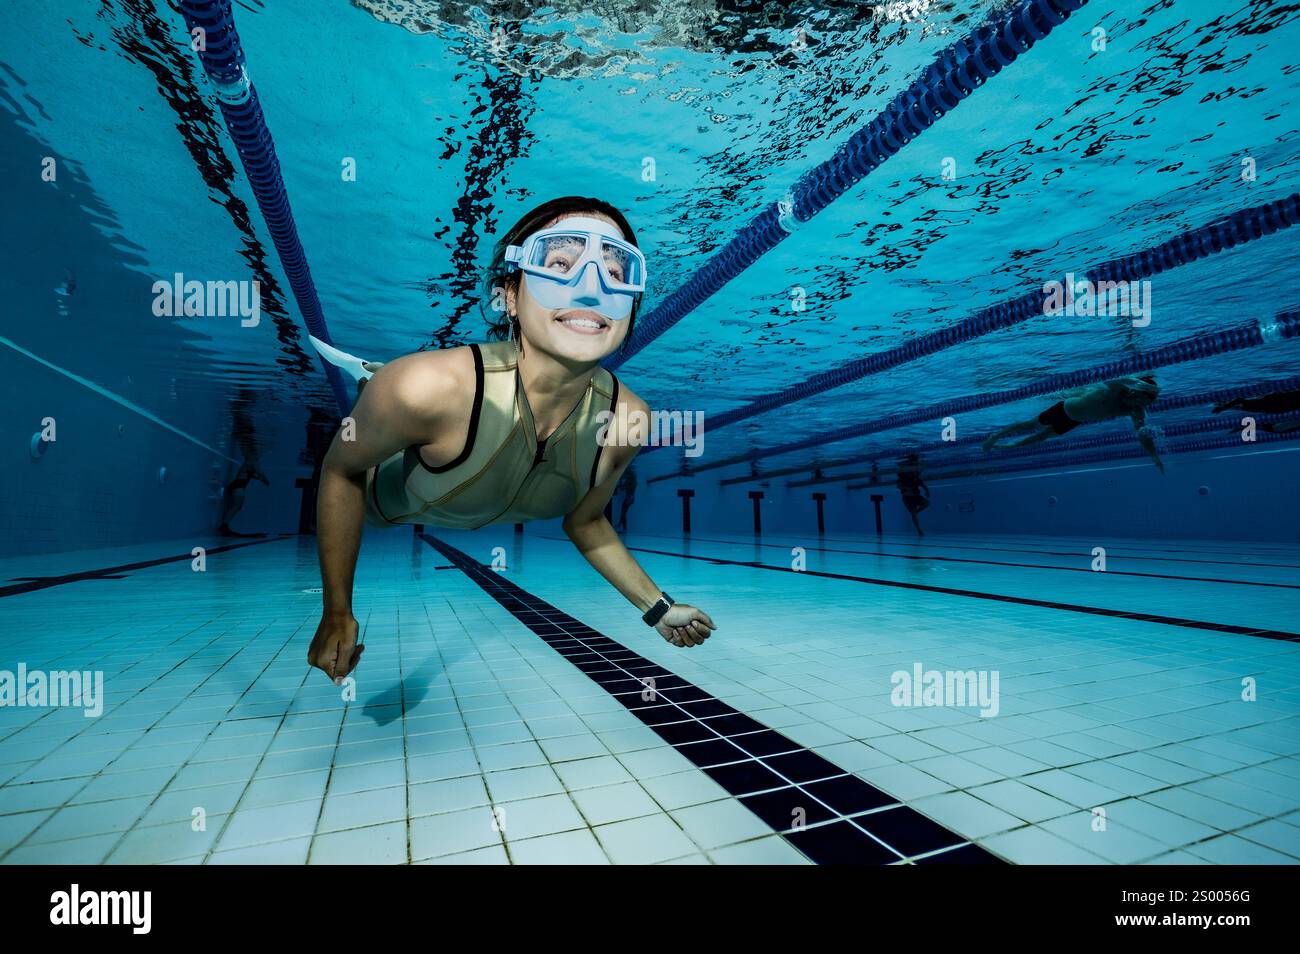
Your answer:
[4,0,1300,481]
[0,0,1298,866]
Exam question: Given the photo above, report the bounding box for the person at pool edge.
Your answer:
[306,197,717,683]
[218,457,269,537]
[895,453,930,536]
[614,462,637,534]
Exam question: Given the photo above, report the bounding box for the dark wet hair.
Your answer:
[1121,376,1160,408]
[482,196,642,348]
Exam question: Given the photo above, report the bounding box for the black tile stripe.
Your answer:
[420,532,1002,866]
[624,545,1300,644]
[633,533,1300,590]
[0,535,290,598]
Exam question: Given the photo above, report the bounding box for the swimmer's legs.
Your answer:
[983,419,1045,451]
[1263,419,1300,435]
[1007,428,1054,448]
[219,483,246,535]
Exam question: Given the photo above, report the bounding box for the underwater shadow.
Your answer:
[359,644,466,727]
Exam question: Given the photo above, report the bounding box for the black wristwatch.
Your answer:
[642,592,675,627]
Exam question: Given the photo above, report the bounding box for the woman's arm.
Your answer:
[563,395,716,648]
[309,351,466,682]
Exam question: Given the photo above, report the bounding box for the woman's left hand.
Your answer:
[655,604,716,648]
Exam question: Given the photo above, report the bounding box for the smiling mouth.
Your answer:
[555,310,609,334]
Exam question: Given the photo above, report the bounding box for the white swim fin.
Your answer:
[308,335,384,382]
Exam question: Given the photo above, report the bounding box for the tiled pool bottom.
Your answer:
[1,528,1297,864]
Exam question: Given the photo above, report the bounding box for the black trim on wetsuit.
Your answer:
[589,373,620,492]
[418,343,485,474]
[369,463,396,525]
[1038,400,1082,436]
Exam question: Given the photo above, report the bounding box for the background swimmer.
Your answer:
[1214,387,1300,433]
[982,375,1165,472]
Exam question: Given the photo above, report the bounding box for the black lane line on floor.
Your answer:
[0,535,291,598]
[762,532,1300,567]
[847,537,1300,570]
[420,532,1002,866]
[583,533,1299,590]
[624,546,1300,644]
[639,531,1300,572]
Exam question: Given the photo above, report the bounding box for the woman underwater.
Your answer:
[307,196,717,684]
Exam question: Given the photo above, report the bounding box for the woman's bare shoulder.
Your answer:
[613,380,651,419]
[364,346,477,423]
[605,380,653,456]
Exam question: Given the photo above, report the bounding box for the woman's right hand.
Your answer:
[656,604,716,648]
[308,612,364,684]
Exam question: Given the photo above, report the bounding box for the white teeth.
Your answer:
[560,317,602,330]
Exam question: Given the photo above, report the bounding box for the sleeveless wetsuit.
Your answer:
[363,340,620,530]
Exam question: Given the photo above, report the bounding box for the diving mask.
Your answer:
[504,215,646,321]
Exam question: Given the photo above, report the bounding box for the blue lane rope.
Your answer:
[1151,374,1300,413]
[607,0,1090,370]
[682,308,1300,475]
[763,383,1300,487]
[700,193,1300,435]
[913,426,1300,485]
[178,0,352,416]
[698,375,1300,486]
[794,410,1300,487]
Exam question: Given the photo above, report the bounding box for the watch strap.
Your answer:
[642,592,674,627]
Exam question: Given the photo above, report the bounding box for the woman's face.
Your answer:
[508,212,634,365]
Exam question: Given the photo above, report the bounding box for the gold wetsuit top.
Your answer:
[364,340,620,530]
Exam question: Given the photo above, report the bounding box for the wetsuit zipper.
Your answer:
[473,364,588,529]
[475,434,550,529]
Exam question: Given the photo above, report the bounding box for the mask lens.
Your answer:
[600,240,642,287]
[531,233,589,276]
